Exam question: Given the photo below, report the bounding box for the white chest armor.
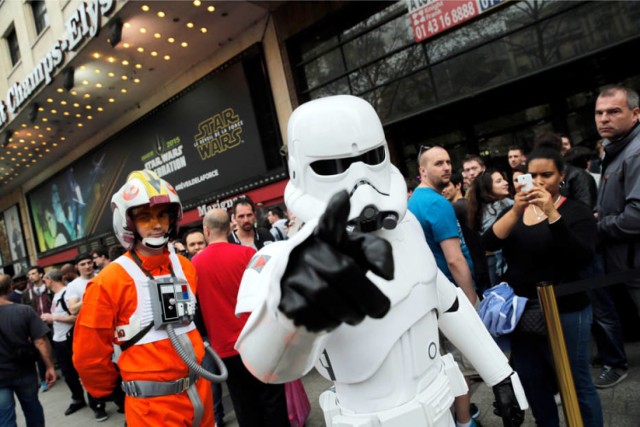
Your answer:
[114,250,195,346]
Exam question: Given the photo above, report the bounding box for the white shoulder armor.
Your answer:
[235,219,330,383]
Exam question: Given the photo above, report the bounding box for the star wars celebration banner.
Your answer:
[27,55,269,254]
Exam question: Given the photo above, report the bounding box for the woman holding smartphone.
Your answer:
[482,147,602,426]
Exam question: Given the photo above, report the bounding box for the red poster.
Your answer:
[409,0,479,42]
[408,0,508,43]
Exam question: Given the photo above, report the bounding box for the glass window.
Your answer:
[292,0,640,129]
[361,68,435,124]
[309,77,350,100]
[7,27,20,66]
[30,1,49,35]
[343,1,406,40]
[349,45,427,96]
[403,129,467,178]
[475,105,550,137]
[431,40,512,101]
[299,35,340,64]
[302,49,346,92]
[425,12,509,64]
[343,13,414,70]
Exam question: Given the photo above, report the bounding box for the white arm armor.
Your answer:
[437,282,528,409]
[235,219,330,384]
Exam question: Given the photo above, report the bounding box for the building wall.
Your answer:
[1,1,293,267]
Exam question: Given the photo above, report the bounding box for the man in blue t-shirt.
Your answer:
[408,145,479,427]
[408,146,477,305]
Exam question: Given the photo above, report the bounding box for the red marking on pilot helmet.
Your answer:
[123,184,140,201]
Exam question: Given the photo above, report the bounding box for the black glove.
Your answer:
[278,190,394,332]
[492,375,525,427]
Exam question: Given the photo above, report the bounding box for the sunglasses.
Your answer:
[417,145,442,162]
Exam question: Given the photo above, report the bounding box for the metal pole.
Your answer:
[537,282,583,427]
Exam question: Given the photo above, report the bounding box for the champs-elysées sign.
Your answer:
[0,0,116,131]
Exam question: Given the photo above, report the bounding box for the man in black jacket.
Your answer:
[592,84,640,388]
[228,197,274,250]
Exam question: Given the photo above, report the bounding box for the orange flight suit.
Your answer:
[73,249,213,426]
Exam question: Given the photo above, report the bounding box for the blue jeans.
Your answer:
[0,369,45,427]
[511,305,603,427]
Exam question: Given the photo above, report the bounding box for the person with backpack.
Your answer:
[41,269,104,419]
[267,206,288,241]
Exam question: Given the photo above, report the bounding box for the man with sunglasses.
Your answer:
[409,145,480,427]
[410,146,477,305]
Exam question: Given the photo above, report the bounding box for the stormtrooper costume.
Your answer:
[235,95,528,426]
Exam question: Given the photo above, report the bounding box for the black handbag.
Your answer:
[516,300,547,336]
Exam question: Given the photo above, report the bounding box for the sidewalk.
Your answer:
[18,340,639,426]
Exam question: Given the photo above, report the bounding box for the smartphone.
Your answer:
[516,173,533,191]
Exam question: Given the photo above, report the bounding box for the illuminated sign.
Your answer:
[27,57,270,254]
[0,0,116,130]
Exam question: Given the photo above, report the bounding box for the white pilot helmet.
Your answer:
[284,95,407,231]
[111,170,183,250]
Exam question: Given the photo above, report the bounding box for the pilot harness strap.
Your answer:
[117,249,176,352]
[120,250,204,427]
[121,373,198,398]
[119,323,153,352]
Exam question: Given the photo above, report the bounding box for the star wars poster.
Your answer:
[27,48,272,254]
[3,205,26,262]
[0,217,12,265]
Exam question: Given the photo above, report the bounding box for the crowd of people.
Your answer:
[0,84,638,427]
[405,84,639,426]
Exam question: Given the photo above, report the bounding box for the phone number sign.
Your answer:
[408,0,506,43]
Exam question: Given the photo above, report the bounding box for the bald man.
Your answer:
[408,146,479,426]
[192,209,289,427]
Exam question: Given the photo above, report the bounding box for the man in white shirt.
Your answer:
[66,253,96,315]
[41,269,107,420]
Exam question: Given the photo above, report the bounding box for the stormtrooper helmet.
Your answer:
[285,95,407,232]
[111,170,183,250]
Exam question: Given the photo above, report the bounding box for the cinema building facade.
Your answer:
[1,0,639,271]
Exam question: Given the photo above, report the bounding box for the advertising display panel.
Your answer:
[0,205,28,276]
[408,0,507,43]
[28,48,278,254]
